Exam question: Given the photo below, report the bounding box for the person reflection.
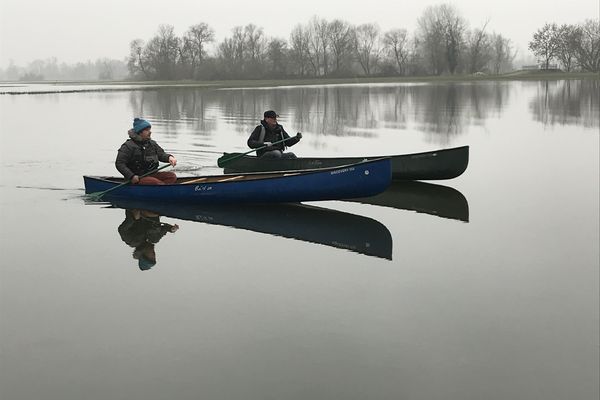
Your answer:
[117,209,179,270]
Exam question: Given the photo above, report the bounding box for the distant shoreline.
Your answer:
[1,71,597,95]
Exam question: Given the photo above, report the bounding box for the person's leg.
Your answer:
[153,171,177,184]
[138,176,165,185]
[139,172,177,185]
[261,150,283,159]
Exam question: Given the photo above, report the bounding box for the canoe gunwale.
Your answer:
[221,145,469,162]
[86,157,391,186]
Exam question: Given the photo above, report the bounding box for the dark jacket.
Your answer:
[247,120,300,157]
[116,129,172,179]
[118,210,173,248]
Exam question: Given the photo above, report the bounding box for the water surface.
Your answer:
[1,80,598,400]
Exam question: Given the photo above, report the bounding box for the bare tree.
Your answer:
[289,25,311,76]
[383,28,409,75]
[353,23,382,75]
[217,26,247,78]
[182,23,215,79]
[529,23,561,69]
[490,33,515,73]
[128,39,149,79]
[418,4,467,74]
[143,25,180,79]
[307,17,330,76]
[266,38,288,77]
[328,19,354,75]
[574,19,600,72]
[465,21,491,73]
[244,24,267,77]
[439,4,467,74]
[244,24,267,61]
[417,6,447,74]
[555,24,580,72]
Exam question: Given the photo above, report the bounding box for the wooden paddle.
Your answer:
[217,136,296,168]
[86,164,172,200]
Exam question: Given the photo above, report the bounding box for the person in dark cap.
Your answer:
[116,118,178,184]
[247,110,302,158]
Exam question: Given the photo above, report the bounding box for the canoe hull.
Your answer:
[84,158,391,203]
[222,146,469,180]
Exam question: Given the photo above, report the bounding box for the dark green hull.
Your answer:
[222,146,469,180]
[347,180,469,222]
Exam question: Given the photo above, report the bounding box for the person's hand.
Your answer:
[263,142,272,147]
[131,175,140,184]
[296,132,302,139]
[168,155,177,167]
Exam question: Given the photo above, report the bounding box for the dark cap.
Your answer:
[263,110,279,119]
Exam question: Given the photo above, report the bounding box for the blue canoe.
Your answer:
[84,158,391,203]
[105,200,392,260]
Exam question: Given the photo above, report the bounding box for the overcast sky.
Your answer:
[0,0,597,67]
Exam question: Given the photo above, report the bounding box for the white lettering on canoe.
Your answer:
[330,167,355,175]
[194,185,213,191]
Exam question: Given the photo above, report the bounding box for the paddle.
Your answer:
[86,164,172,200]
[217,136,297,168]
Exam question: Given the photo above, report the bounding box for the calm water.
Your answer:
[1,80,598,400]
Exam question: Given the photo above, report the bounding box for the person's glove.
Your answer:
[296,132,302,139]
[263,142,272,147]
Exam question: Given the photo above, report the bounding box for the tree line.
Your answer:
[1,5,597,82]
[127,4,519,81]
[528,20,600,72]
[0,57,128,81]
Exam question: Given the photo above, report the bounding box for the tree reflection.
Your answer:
[529,80,599,127]
[128,82,511,143]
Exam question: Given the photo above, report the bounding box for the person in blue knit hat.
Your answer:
[115,118,178,184]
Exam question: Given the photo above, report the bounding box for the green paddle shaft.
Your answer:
[217,136,295,167]
[87,163,172,199]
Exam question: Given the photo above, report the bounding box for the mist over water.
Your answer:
[0,80,598,400]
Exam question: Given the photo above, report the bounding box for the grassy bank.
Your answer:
[1,71,597,94]
[98,70,600,88]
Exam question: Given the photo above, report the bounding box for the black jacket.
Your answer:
[118,210,173,248]
[116,130,172,179]
[247,120,300,157]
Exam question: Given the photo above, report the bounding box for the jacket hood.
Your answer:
[128,129,146,142]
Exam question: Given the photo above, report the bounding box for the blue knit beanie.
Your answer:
[133,118,151,133]
[138,257,156,271]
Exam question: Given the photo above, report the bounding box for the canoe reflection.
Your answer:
[117,209,179,271]
[109,201,393,260]
[349,181,469,222]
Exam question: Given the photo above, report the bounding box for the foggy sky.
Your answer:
[0,0,597,67]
